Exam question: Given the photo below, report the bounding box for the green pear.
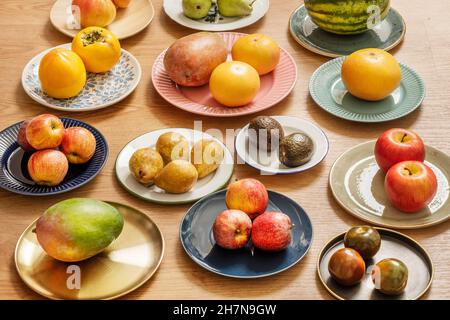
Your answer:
[217,0,255,17]
[183,0,212,20]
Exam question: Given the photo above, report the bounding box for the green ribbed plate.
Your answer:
[289,6,406,58]
[309,57,425,123]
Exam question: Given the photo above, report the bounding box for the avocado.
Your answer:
[248,116,284,151]
[279,132,314,167]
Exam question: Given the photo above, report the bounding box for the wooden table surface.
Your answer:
[1,0,449,300]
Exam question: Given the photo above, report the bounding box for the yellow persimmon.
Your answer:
[209,61,260,107]
[39,48,86,99]
[72,27,121,73]
[341,48,402,101]
[232,34,280,76]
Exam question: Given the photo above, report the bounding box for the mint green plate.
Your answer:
[289,5,406,58]
[309,57,425,123]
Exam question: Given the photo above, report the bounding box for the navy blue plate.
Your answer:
[180,189,313,278]
[0,118,108,196]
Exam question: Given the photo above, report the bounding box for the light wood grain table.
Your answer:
[1,0,449,300]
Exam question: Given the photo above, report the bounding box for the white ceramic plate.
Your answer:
[329,141,450,229]
[21,43,141,112]
[163,0,269,31]
[115,128,234,204]
[50,0,155,40]
[235,116,329,174]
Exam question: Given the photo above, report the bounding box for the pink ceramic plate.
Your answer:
[152,32,298,117]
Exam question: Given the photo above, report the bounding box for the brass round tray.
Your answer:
[317,227,433,300]
[15,201,164,300]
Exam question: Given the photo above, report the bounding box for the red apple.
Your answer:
[17,120,35,152]
[385,161,437,213]
[375,128,425,173]
[213,209,252,249]
[26,114,65,150]
[251,211,292,251]
[225,178,268,219]
[61,127,96,164]
[28,150,69,186]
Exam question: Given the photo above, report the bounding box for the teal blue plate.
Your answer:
[309,57,425,123]
[289,6,406,58]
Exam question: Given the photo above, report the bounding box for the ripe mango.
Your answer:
[36,198,124,262]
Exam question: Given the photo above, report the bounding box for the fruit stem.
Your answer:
[401,133,408,143]
[403,168,413,176]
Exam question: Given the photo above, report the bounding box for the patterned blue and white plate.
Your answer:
[21,44,142,112]
[0,118,108,196]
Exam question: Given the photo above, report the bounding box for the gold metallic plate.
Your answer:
[15,202,164,300]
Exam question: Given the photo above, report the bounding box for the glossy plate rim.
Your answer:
[21,43,142,112]
[235,116,330,174]
[316,227,434,300]
[309,57,425,123]
[0,117,109,196]
[50,0,155,40]
[152,32,298,118]
[162,0,269,32]
[329,140,450,229]
[114,128,234,205]
[289,5,406,58]
[14,201,165,300]
[179,189,314,279]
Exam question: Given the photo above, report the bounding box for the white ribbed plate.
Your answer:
[163,0,269,32]
[152,32,297,117]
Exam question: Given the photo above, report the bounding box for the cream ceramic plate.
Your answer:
[115,128,234,204]
[330,141,450,229]
[163,0,269,31]
[50,0,155,39]
[15,202,165,300]
[235,116,329,174]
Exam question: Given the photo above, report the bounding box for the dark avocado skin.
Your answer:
[248,116,284,151]
[279,133,314,167]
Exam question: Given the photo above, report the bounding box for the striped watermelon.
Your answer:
[304,0,391,35]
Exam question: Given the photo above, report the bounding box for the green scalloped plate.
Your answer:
[289,5,406,58]
[309,57,425,123]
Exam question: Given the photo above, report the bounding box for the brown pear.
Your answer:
[129,148,164,185]
[190,139,224,178]
[156,132,190,164]
[154,160,198,194]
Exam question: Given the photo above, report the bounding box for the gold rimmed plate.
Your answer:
[15,202,164,300]
[317,227,434,300]
[50,0,155,39]
[329,141,450,229]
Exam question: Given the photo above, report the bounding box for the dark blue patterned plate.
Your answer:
[180,189,313,278]
[0,118,108,196]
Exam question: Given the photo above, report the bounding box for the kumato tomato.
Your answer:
[372,258,408,295]
[344,226,381,259]
[328,248,365,286]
